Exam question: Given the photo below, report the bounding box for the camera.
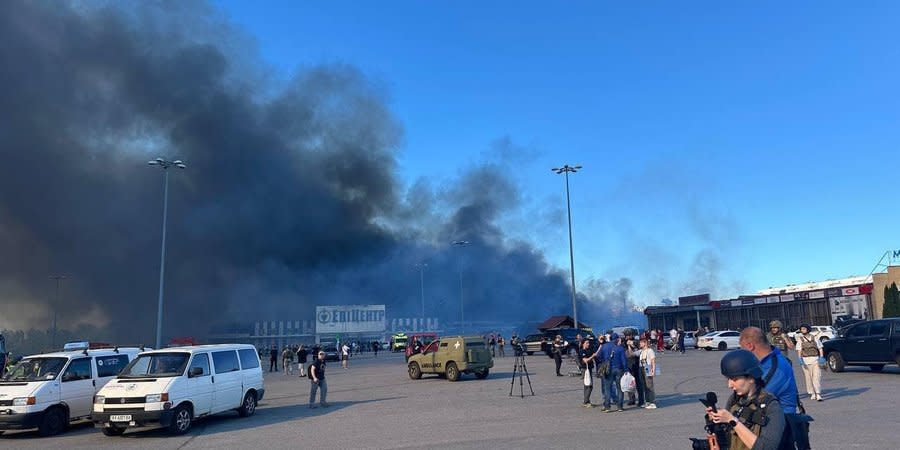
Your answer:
[512,342,526,356]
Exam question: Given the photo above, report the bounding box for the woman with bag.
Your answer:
[795,324,825,401]
[639,337,657,409]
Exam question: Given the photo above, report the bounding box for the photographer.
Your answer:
[705,350,785,450]
[552,335,566,377]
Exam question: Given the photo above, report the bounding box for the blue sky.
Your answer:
[214,1,900,304]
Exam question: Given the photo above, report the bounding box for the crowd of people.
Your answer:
[258,340,384,375]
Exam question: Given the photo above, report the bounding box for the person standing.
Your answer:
[297,345,309,377]
[795,325,825,401]
[656,329,665,353]
[599,333,627,412]
[669,327,679,352]
[373,341,379,357]
[552,335,566,376]
[579,339,595,408]
[309,351,329,408]
[625,338,645,407]
[706,350,785,450]
[490,334,497,357]
[269,345,278,372]
[638,338,657,409]
[766,320,795,354]
[282,346,294,375]
[677,328,686,355]
[498,335,505,357]
[341,342,350,369]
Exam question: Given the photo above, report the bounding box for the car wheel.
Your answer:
[238,391,257,417]
[101,426,126,436]
[474,368,489,379]
[827,352,845,373]
[38,406,67,437]
[446,362,460,382]
[408,362,422,380]
[717,341,727,351]
[168,404,193,435]
[526,351,534,356]
[869,364,885,372]
[819,336,829,343]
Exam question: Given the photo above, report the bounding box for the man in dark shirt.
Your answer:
[297,345,309,378]
[578,339,595,407]
[269,346,278,372]
[309,351,329,408]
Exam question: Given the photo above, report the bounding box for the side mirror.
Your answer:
[189,367,204,378]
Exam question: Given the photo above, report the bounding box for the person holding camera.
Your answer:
[705,349,785,450]
[552,335,566,376]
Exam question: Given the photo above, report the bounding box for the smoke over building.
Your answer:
[0,1,641,341]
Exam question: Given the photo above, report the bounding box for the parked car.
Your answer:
[0,347,142,436]
[697,330,741,351]
[320,344,340,362]
[522,334,546,356]
[823,319,900,373]
[92,344,264,436]
[787,326,836,343]
[540,329,595,356]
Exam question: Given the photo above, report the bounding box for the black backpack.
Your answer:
[307,363,315,379]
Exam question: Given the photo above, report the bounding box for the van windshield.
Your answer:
[3,357,67,382]
[119,353,189,378]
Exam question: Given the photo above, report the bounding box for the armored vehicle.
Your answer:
[407,336,493,382]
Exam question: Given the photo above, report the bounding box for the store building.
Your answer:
[645,275,875,332]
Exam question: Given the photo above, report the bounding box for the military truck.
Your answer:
[407,336,493,382]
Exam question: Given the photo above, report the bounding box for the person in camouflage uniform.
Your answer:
[766,320,795,353]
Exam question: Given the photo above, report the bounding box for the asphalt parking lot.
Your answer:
[1,348,897,449]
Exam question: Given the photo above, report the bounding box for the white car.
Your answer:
[697,331,741,351]
[787,326,836,342]
[92,344,264,436]
[0,347,142,436]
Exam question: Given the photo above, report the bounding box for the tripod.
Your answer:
[509,352,535,398]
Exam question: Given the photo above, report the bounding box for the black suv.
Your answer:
[823,318,900,372]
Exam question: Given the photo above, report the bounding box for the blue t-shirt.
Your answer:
[759,347,797,414]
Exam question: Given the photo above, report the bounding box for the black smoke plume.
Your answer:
[0,1,618,343]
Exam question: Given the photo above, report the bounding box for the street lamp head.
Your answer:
[175,161,186,169]
[148,160,159,166]
[452,240,470,246]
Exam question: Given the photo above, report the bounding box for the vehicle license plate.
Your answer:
[110,414,132,422]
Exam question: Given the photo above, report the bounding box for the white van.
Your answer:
[92,344,264,436]
[0,347,142,436]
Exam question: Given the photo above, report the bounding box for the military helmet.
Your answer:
[799,324,811,333]
[769,320,783,329]
[720,349,763,380]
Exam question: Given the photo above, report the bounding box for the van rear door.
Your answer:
[210,350,242,413]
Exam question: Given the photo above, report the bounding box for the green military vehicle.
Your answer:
[407,336,493,382]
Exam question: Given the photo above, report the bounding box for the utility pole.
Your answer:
[452,240,470,334]
[49,275,66,349]
[148,158,186,348]
[553,164,582,330]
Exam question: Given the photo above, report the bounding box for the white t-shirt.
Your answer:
[639,348,656,376]
[341,344,350,356]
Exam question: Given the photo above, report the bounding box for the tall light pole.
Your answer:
[452,240,470,334]
[414,263,427,321]
[552,164,582,330]
[49,275,66,349]
[148,157,186,349]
